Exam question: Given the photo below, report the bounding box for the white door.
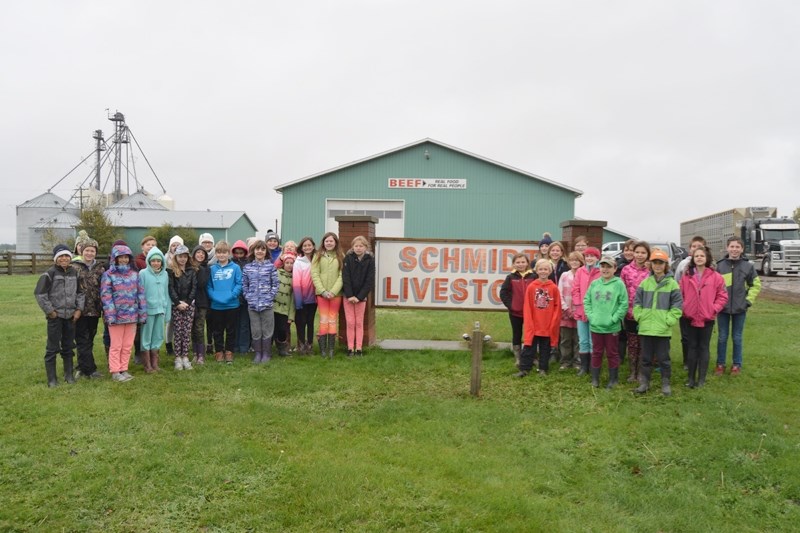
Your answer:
[326,199,405,238]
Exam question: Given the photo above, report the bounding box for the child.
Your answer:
[311,232,344,358]
[72,237,105,379]
[191,245,211,364]
[273,240,297,269]
[208,241,243,363]
[100,244,146,382]
[714,236,761,376]
[620,241,651,383]
[168,245,196,371]
[139,247,171,373]
[242,240,279,363]
[135,235,157,271]
[265,231,282,263]
[557,251,583,370]
[584,256,629,388]
[35,244,85,387]
[164,235,184,356]
[273,251,297,356]
[614,239,636,276]
[293,237,318,354]
[231,240,252,354]
[342,236,376,357]
[675,236,709,371]
[573,235,589,254]
[679,246,728,387]
[633,248,683,396]
[499,252,536,368]
[199,233,217,266]
[571,246,601,376]
[547,241,570,285]
[516,259,561,377]
[537,232,553,260]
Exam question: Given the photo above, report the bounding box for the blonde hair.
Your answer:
[534,258,553,272]
[350,235,371,252]
[568,251,585,265]
[215,240,230,253]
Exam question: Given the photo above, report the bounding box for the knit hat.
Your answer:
[539,233,553,247]
[53,244,72,262]
[282,251,297,263]
[74,230,92,252]
[174,244,190,256]
[583,246,601,259]
[169,235,184,248]
[112,239,128,247]
[199,233,215,246]
[265,231,280,243]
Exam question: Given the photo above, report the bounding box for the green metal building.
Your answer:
[275,139,583,242]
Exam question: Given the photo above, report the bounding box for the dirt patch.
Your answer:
[759,275,800,305]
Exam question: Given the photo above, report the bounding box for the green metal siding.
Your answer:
[279,141,576,242]
[603,229,636,244]
[118,218,257,251]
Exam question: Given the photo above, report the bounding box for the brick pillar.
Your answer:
[560,219,607,253]
[335,216,379,348]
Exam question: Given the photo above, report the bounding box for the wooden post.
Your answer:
[470,321,483,397]
[5,252,11,276]
[31,253,37,275]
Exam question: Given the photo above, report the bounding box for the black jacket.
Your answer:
[342,251,375,301]
[168,267,197,306]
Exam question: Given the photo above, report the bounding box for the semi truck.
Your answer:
[680,207,800,276]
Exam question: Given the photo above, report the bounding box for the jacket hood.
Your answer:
[111,245,134,263]
[145,247,166,273]
[232,240,249,254]
[192,245,208,264]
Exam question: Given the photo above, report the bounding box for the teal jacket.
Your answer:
[584,276,628,334]
[139,247,172,322]
[633,274,683,337]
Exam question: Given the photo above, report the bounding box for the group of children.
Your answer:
[500,233,759,395]
[34,230,376,386]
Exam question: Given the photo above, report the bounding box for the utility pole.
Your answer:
[92,129,105,191]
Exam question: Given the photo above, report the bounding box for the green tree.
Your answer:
[75,205,123,255]
[147,224,199,253]
[793,206,800,224]
[40,227,74,255]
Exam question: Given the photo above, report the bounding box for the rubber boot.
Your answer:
[150,349,161,372]
[606,367,619,389]
[327,334,336,358]
[252,340,262,363]
[576,353,590,376]
[166,342,175,356]
[635,366,651,394]
[142,349,154,373]
[63,357,76,384]
[196,343,206,364]
[318,335,327,357]
[134,351,143,365]
[45,359,59,388]
[661,376,672,397]
[590,366,600,388]
[277,341,290,357]
[262,338,273,362]
[512,345,521,369]
[697,352,709,387]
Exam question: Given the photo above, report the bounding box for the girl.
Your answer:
[342,236,376,357]
[311,232,344,358]
[168,245,196,371]
[557,251,583,370]
[293,237,318,354]
[273,240,298,269]
[679,247,727,388]
[499,253,536,368]
[634,248,683,396]
[537,232,553,260]
[231,240,252,354]
[571,246,601,376]
[620,241,651,382]
[72,237,105,379]
[139,247,171,373]
[164,235,183,357]
[100,244,146,382]
[242,240,279,363]
[273,251,296,356]
[547,241,570,285]
[191,245,210,364]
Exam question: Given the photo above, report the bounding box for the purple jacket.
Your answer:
[100,245,147,325]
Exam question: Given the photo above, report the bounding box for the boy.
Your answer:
[715,236,761,376]
[34,244,85,387]
[516,259,561,377]
[136,236,157,271]
[583,256,628,388]
[72,236,105,379]
[265,231,282,263]
[573,235,589,254]
[207,240,243,363]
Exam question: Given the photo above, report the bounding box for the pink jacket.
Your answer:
[558,270,577,328]
[620,262,650,320]
[571,265,600,322]
[679,268,728,327]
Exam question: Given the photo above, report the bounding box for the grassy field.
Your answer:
[1,275,799,532]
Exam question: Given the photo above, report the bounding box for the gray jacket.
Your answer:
[34,264,85,318]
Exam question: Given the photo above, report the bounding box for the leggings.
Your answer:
[316,295,342,335]
[294,303,318,344]
[343,299,367,350]
[172,304,195,358]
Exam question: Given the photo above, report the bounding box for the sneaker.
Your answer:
[121,371,134,381]
[112,372,131,382]
[88,371,103,379]
[215,352,224,363]
[730,365,741,375]
[174,358,183,371]
[559,364,569,370]
[538,369,548,376]
[225,351,234,364]
[347,349,354,357]
[182,356,193,370]
[74,369,83,379]
[196,356,205,365]
[355,350,363,357]
[515,370,529,378]
[714,365,725,376]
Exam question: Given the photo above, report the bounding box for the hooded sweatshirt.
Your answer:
[584,275,628,334]
[522,278,562,346]
[208,258,243,310]
[620,261,650,320]
[139,247,172,323]
[572,264,601,322]
[100,245,146,325]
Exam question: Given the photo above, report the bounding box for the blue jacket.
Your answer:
[207,261,243,310]
[242,259,279,312]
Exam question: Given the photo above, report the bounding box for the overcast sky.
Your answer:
[3,0,799,246]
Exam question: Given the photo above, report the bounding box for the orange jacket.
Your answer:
[523,278,562,347]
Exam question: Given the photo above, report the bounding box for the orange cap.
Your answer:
[650,248,669,262]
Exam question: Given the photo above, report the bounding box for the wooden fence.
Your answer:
[1,252,110,275]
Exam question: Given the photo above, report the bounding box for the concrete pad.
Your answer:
[377,339,511,351]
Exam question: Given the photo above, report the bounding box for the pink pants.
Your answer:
[343,300,367,350]
[316,295,342,335]
[108,323,137,373]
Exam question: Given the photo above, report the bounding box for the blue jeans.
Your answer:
[716,311,747,367]
[577,320,593,354]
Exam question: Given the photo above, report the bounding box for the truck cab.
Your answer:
[741,218,800,276]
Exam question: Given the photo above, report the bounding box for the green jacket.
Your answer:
[633,274,683,337]
[273,268,295,320]
[584,276,628,334]
[311,251,343,296]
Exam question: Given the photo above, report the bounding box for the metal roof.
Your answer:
[17,192,77,209]
[105,209,253,229]
[109,191,169,211]
[274,138,583,197]
[30,211,81,229]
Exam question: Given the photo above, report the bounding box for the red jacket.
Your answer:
[679,268,728,327]
[499,269,536,318]
[571,266,600,322]
[523,278,562,346]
